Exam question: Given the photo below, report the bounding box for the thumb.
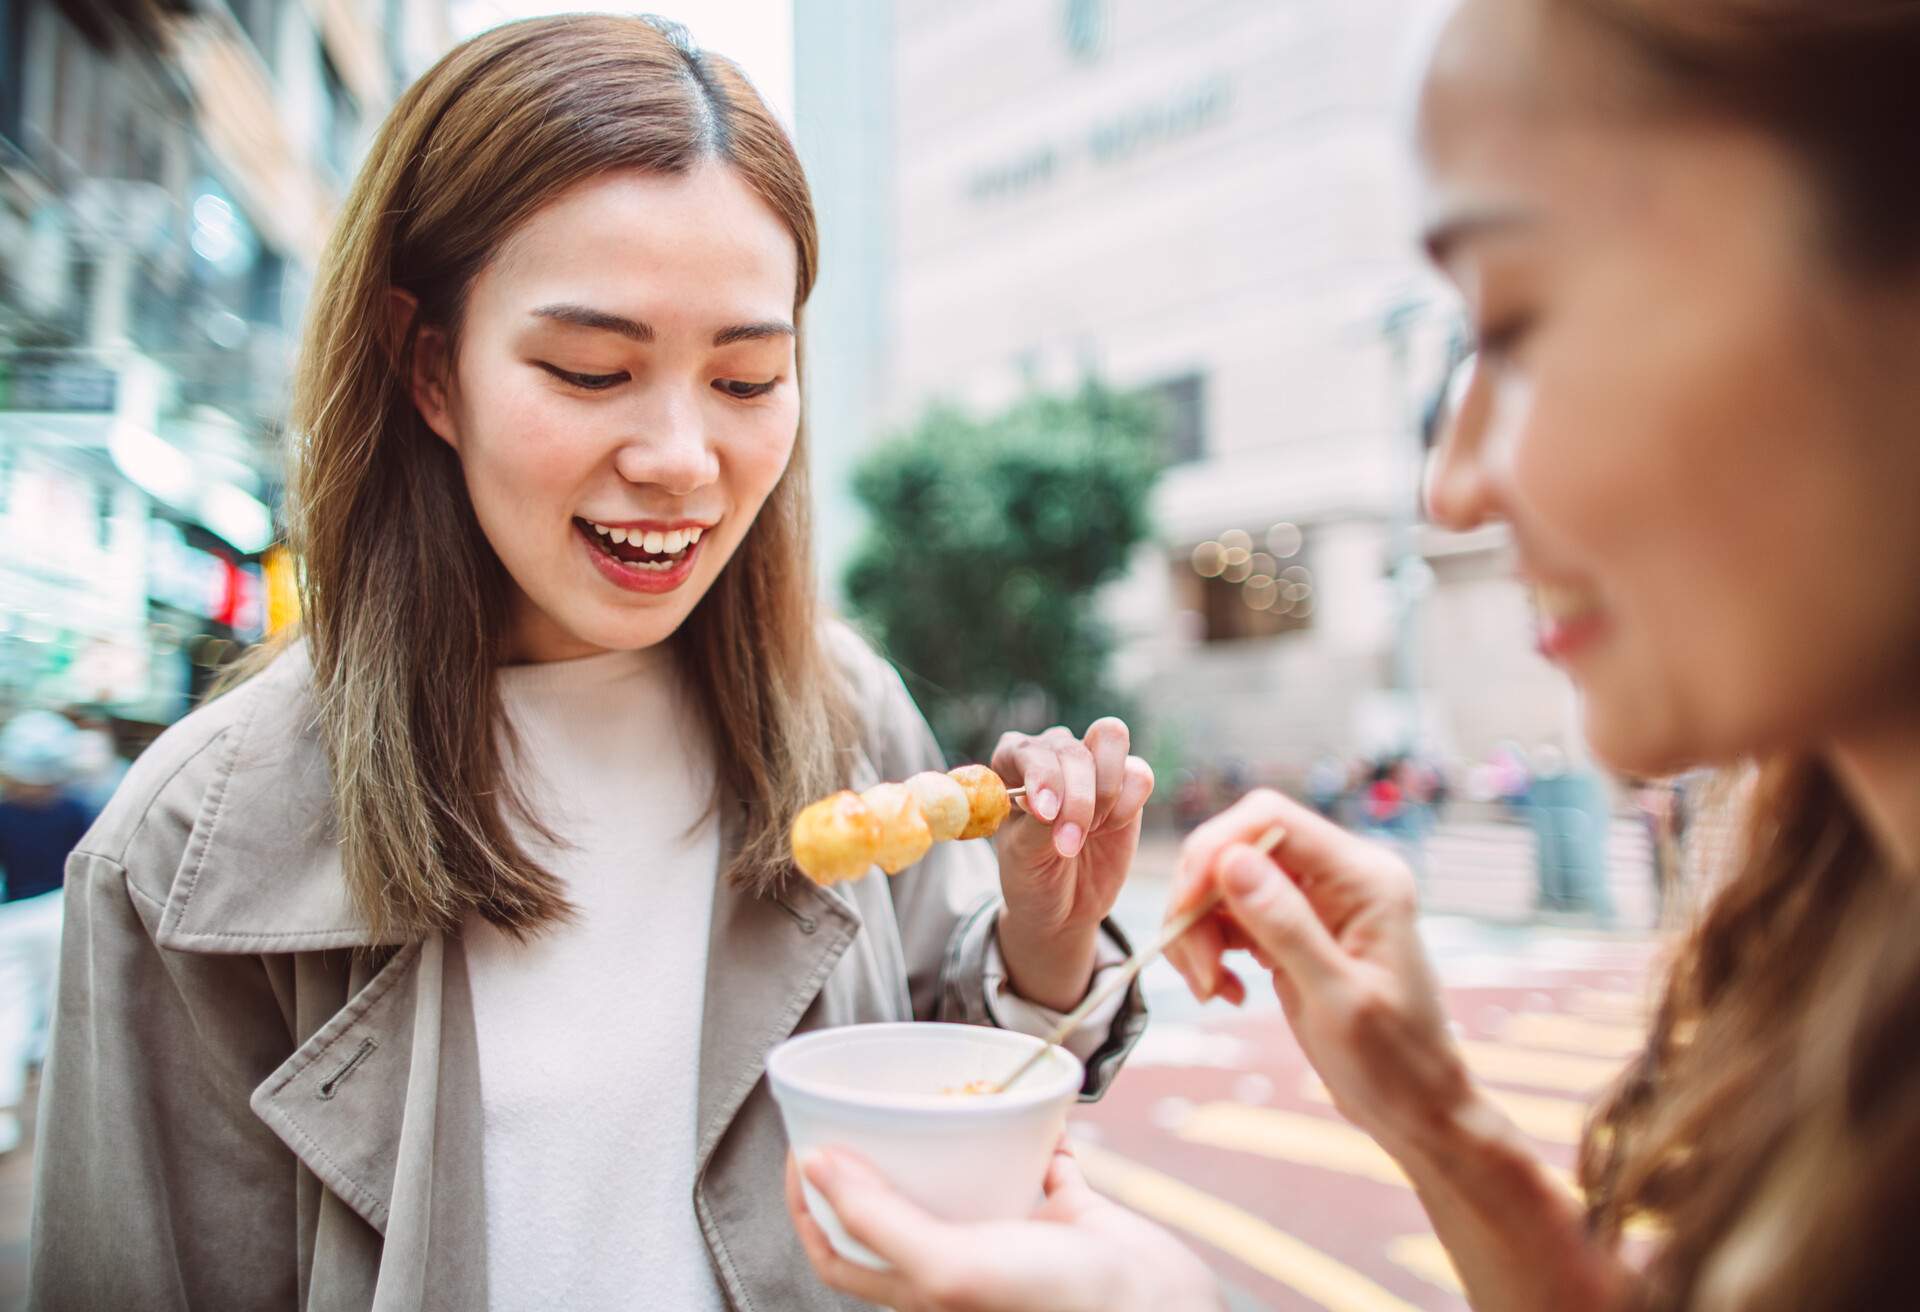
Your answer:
[1215,844,1344,990]
[803,1149,950,1275]
[1040,1146,1099,1212]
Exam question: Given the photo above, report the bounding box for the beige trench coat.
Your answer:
[29,631,1144,1310]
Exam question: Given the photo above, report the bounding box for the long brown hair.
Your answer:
[1561,3,1920,1307]
[288,14,851,942]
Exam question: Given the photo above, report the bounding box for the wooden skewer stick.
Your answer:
[989,823,1287,1095]
[1006,784,1026,799]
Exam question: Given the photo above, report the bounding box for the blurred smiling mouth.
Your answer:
[1531,581,1608,662]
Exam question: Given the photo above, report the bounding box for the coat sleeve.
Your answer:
[29,850,301,1310]
[826,623,1147,1100]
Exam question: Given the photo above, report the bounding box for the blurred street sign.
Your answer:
[3,352,118,412]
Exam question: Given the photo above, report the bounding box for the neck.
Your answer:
[1829,699,1920,875]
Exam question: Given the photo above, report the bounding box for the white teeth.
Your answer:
[584,519,708,556]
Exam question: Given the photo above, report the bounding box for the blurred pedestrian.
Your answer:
[788,1,1920,1309]
[0,711,88,1155]
[63,705,129,819]
[1304,754,1345,818]
[29,17,1148,1311]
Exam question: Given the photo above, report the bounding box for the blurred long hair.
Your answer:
[1560,3,1920,1307]
[286,14,851,942]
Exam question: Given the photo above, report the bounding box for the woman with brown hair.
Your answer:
[29,15,1153,1310]
[788,0,1920,1309]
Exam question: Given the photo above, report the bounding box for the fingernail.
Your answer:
[1055,822,1085,857]
[1033,788,1060,820]
[1223,849,1268,896]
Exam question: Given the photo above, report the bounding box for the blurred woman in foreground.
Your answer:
[789,0,1920,1307]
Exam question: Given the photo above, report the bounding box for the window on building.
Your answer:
[1,0,26,147]
[1146,372,1206,465]
[234,0,278,66]
[320,52,358,180]
[1178,524,1315,642]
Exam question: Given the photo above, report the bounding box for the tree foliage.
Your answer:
[843,379,1162,762]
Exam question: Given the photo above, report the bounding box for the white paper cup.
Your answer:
[768,1022,1083,1270]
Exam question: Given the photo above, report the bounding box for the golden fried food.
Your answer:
[948,764,1011,841]
[860,783,934,874]
[941,1080,997,1096]
[790,790,881,885]
[903,771,971,844]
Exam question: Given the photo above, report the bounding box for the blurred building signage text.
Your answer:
[967,76,1232,204]
[147,518,230,619]
[3,351,119,412]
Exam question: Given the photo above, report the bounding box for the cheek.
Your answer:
[723,401,801,503]
[459,380,593,512]
[1513,268,1897,759]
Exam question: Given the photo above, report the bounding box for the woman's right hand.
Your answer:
[1164,789,1473,1158]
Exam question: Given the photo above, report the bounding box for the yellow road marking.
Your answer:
[1501,1012,1645,1059]
[1388,1234,1463,1294]
[1300,1074,1590,1146]
[1180,1101,1584,1196]
[1457,1039,1625,1094]
[1178,1104,1411,1188]
[1075,1142,1425,1312]
[1568,988,1650,1023]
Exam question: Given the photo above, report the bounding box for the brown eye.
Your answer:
[1474,312,1537,362]
[539,364,627,391]
[714,378,777,400]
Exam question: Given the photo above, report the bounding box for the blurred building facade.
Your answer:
[797,0,1579,774]
[0,0,448,725]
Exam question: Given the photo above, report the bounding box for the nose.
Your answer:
[1423,354,1501,532]
[612,387,720,497]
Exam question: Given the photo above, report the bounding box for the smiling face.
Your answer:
[1415,0,1920,775]
[410,162,801,663]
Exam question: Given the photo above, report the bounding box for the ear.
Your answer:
[388,287,459,450]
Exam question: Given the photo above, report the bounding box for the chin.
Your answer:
[585,606,692,651]
[1579,694,1709,779]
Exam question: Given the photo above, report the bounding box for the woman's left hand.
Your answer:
[785,1147,1221,1312]
[990,718,1154,1011]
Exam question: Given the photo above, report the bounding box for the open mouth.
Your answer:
[575,518,706,572]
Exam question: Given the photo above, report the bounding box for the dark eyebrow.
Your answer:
[712,320,795,347]
[532,303,653,342]
[530,305,792,349]
[1422,207,1539,267]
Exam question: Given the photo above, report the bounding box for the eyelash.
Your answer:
[538,365,778,400]
[1472,312,1536,361]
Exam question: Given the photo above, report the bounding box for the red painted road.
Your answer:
[1070,941,1658,1312]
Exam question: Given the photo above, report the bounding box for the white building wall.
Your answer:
[800,0,1574,775]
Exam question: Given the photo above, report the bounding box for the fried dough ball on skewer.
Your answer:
[790,790,881,885]
[949,764,1012,841]
[903,771,971,844]
[861,783,934,874]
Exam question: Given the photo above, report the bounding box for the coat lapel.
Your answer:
[248,933,490,1311]
[694,859,860,1173]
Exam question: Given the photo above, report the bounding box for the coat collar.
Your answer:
[154,643,403,954]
